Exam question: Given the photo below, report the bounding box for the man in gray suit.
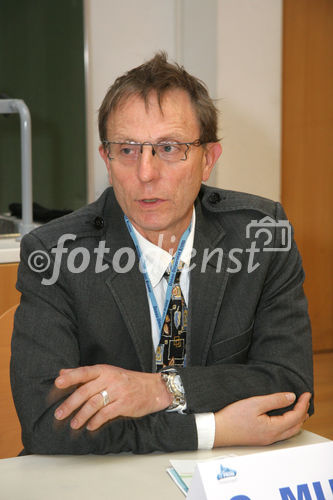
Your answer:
[11,53,312,455]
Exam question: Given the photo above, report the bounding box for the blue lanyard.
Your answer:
[124,215,191,333]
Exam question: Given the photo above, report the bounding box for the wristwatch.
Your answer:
[160,368,186,411]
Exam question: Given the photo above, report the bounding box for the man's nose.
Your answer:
[137,144,160,182]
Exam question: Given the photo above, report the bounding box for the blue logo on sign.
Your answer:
[217,464,237,480]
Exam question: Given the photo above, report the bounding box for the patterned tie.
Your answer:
[156,262,188,368]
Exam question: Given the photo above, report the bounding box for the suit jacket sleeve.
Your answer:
[10,233,197,455]
[179,201,314,415]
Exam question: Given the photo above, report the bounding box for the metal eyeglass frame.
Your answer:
[102,139,203,162]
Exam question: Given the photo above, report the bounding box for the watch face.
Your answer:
[161,371,185,409]
[173,375,184,395]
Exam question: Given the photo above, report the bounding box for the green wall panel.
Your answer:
[0,0,87,214]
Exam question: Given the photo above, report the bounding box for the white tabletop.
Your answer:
[0,237,20,264]
[0,431,328,500]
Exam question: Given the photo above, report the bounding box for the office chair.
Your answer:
[0,304,22,458]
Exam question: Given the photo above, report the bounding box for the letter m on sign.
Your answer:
[279,484,312,500]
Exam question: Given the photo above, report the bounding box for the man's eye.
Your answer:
[120,146,136,155]
[161,144,180,153]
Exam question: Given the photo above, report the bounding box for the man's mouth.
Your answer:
[138,198,165,208]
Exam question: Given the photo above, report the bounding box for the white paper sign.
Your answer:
[187,441,333,500]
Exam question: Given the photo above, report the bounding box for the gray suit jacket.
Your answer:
[10,185,313,454]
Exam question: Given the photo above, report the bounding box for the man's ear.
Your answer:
[99,144,112,185]
[202,142,222,182]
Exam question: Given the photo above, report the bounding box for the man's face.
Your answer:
[99,89,221,246]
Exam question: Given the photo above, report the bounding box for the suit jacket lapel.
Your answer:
[187,199,230,366]
[101,191,154,372]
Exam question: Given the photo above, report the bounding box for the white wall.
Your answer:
[84,0,175,201]
[84,0,282,202]
[216,0,282,201]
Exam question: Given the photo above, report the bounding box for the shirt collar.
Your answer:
[132,209,196,287]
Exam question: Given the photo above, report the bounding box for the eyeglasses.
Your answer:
[102,139,203,164]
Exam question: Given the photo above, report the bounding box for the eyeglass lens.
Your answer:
[108,143,189,163]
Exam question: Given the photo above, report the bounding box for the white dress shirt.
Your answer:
[131,209,215,449]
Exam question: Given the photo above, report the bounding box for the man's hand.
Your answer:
[53,365,173,431]
[214,392,311,447]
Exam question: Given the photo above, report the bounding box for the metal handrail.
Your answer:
[0,99,34,236]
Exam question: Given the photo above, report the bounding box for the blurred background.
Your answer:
[0,0,332,447]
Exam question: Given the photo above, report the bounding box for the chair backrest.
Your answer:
[0,304,22,458]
